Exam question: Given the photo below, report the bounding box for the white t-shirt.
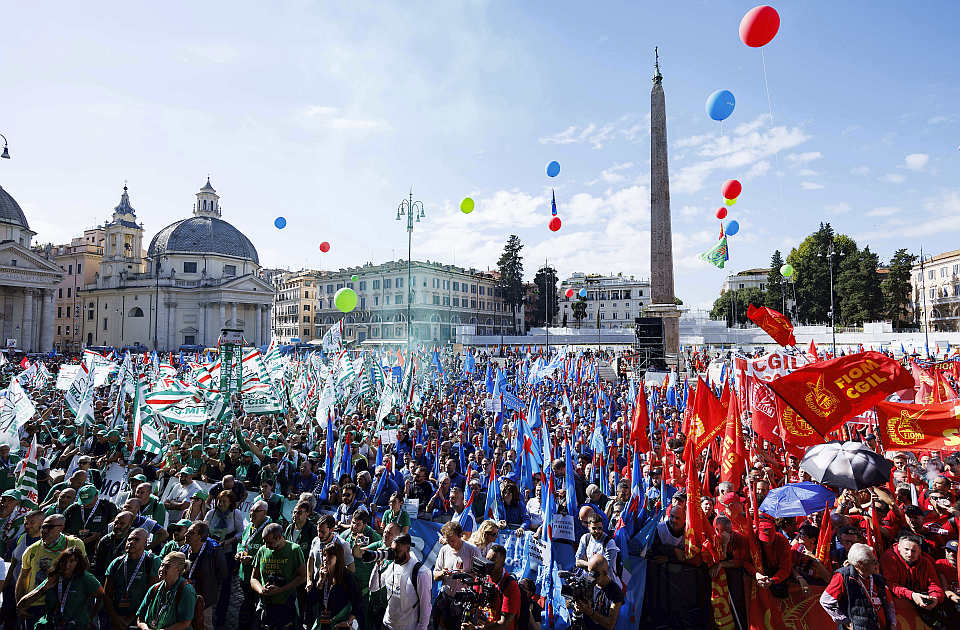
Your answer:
[165,480,201,522]
[434,540,480,593]
[370,552,432,630]
[308,533,355,579]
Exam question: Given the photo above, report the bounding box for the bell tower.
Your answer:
[194,176,221,218]
[100,184,144,280]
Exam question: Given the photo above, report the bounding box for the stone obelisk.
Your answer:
[647,49,681,358]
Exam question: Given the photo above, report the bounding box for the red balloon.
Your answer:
[565,288,574,298]
[739,6,780,48]
[722,179,742,200]
[716,207,727,220]
[319,241,331,252]
[549,217,562,232]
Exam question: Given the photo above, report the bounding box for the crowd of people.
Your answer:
[0,345,956,630]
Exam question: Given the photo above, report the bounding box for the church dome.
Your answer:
[0,184,30,230]
[147,216,259,264]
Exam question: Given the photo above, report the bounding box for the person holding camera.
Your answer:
[433,521,481,630]
[368,533,432,630]
[459,544,521,630]
[16,546,103,630]
[250,522,307,630]
[136,551,197,630]
[569,554,623,630]
[880,532,946,627]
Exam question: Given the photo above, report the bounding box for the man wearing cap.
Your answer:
[253,479,285,524]
[0,444,20,494]
[368,532,431,630]
[162,467,202,522]
[234,450,261,487]
[745,518,793,597]
[159,518,191,558]
[103,527,160,630]
[0,490,24,559]
[133,482,168,528]
[936,540,960,613]
[64,483,118,548]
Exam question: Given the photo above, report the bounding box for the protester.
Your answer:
[16,547,102,630]
[136,551,198,630]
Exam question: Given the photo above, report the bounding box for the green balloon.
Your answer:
[334,288,358,313]
[351,274,359,282]
[780,263,794,278]
[460,197,475,214]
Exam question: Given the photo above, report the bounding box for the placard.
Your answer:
[550,514,575,542]
[99,463,129,507]
[56,365,81,391]
[403,498,419,520]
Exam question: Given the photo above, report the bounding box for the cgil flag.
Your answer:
[747,304,797,347]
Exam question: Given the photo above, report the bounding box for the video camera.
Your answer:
[448,557,497,624]
[558,570,596,625]
[361,548,394,563]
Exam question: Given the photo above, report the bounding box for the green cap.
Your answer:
[190,445,202,452]
[78,485,98,502]
[106,429,120,439]
[255,437,266,446]
[170,440,182,447]
[0,489,22,501]
[171,518,192,529]
[273,446,286,454]
[308,451,321,459]
[268,433,280,441]
[130,474,148,485]
[262,447,272,457]
[243,451,254,457]
[193,490,209,500]
[179,467,196,476]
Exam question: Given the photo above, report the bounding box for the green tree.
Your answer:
[531,266,559,327]
[496,235,525,332]
[765,250,785,311]
[786,223,836,324]
[710,287,764,326]
[572,298,587,328]
[883,248,918,328]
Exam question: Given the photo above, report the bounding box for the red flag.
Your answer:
[808,339,819,362]
[691,377,727,452]
[875,400,960,451]
[720,390,746,490]
[683,436,707,559]
[767,351,914,438]
[749,379,781,443]
[746,304,796,347]
[816,501,833,568]
[629,384,652,453]
[912,360,933,403]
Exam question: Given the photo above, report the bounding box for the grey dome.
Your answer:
[0,185,30,230]
[147,216,259,264]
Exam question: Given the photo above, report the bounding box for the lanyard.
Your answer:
[323,581,332,611]
[187,541,207,580]
[242,519,269,553]
[123,552,148,593]
[82,497,101,529]
[58,577,73,614]
[855,574,875,600]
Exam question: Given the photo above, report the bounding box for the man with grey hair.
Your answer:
[250,521,306,629]
[820,543,897,630]
[238,499,272,624]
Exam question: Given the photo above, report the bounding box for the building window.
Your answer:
[433,295,440,305]
[443,296,450,306]
[184,261,198,273]
[930,288,936,299]
[471,284,477,293]
[103,317,108,331]
[359,281,366,290]
[327,284,334,294]
[304,304,310,311]
[453,297,460,307]
[373,280,380,290]
[57,325,62,335]
[66,325,70,335]
[129,307,144,317]
[397,278,404,288]
[374,296,379,306]
[66,307,71,317]
[385,296,391,305]
[479,286,485,295]
[384,279,392,289]
[453,282,460,291]
[471,299,477,309]
[224,264,237,276]
[68,264,73,274]
[929,270,935,279]
[58,288,62,298]
[360,297,366,309]
[58,306,62,318]
[67,288,71,297]
[88,309,94,320]
[303,316,310,323]
[396,294,403,304]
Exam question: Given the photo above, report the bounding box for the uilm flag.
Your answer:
[746,304,796,347]
[767,351,913,438]
[719,390,746,490]
[875,400,960,451]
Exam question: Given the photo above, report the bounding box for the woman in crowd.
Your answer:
[16,547,103,630]
[306,541,363,630]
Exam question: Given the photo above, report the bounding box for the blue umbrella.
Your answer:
[758,482,837,518]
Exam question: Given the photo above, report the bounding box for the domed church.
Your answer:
[80,178,275,350]
[0,185,64,352]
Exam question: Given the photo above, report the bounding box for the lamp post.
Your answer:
[821,243,843,357]
[396,189,425,350]
[0,133,10,159]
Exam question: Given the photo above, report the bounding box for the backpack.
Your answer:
[411,560,425,623]
[600,534,624,579]
[145,581,205,630]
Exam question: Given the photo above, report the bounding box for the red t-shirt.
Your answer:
[480,573,522,630]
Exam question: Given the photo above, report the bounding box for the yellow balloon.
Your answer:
[725,197,737,206]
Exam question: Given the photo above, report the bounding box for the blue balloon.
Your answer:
[578,288,587,298]
[546,161,561,178]
[726,220,740,236]
[705,89,736,122]
[274,216,287,229]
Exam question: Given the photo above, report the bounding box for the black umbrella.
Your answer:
[799,441,894,490]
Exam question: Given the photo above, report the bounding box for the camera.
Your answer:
[361,548,395,563]
[558,570,596,625]
[264,573,286,588]
[448,557,497,624]
[355,535,369,548]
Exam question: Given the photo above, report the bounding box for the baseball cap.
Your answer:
[78,485,98,502]
[0,489,22,501]
[193,490,209,501]
[946,540,958,553]
[179,467,196,476]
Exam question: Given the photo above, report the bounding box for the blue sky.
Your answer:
[2,1,958,310]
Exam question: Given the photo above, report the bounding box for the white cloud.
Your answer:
[672,115,811,194]
[786,151,822,165]
[853,191,960,241]
[851,166,870,176]
[928,115,953,125]
[539,115,645,149]
[600,162,635,183]
[300,105,390,131]
[904,153,929,171]
[881,173,906,184]
[745,160,772,179]
[825,202,851,214]
[800,182,824,190]
[796,168,817,177]
[675,134,712,149]
[866,206,901,217]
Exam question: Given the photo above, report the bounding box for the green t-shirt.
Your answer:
[342,526,382,595]
[36,571,103,628]
[159,538,183,559]
[254,541,304,605]
[381,508,410,530]
[106,551,161,615]
[0,455,20,492]
[64,499,119,537]
[137,578,197,630]
[141,496,168,527]
[42,480,69,505]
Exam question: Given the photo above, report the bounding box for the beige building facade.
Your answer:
[53,228,104,353]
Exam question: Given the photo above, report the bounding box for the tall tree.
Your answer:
[710,287,764,326]
[883,248,918,328]
[765,250,785,311]
[572,298,587,328]
[496,235,525,332]
[532,266,559,327]
[786,223,836,324]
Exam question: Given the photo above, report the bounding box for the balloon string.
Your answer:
[761,48,785,214]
